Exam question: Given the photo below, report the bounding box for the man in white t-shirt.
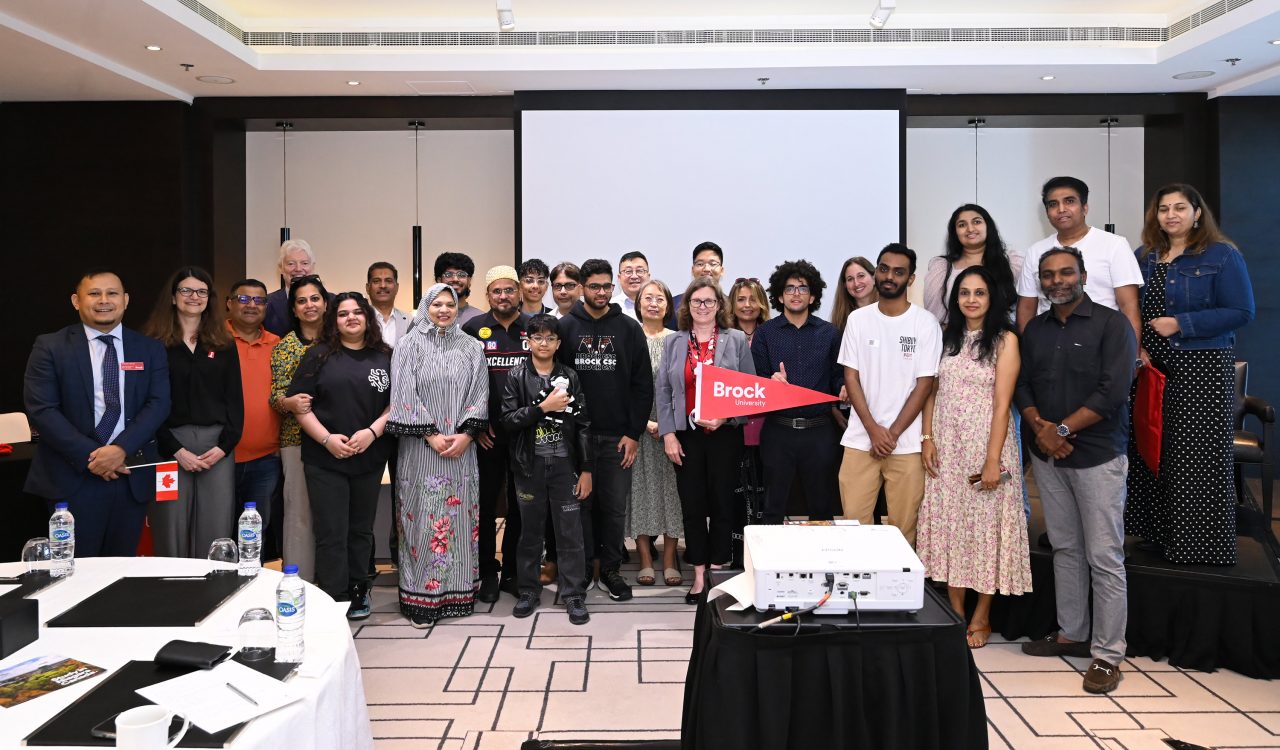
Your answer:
[839,244,943,546]
[1015,176,1143,344]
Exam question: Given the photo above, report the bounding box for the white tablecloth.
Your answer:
[0,557,373,749]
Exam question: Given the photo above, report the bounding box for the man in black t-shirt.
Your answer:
[462,265,530,602]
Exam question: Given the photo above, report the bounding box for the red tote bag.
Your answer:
[1134,363,1167,476]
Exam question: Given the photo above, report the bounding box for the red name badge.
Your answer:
[121,362,145,371]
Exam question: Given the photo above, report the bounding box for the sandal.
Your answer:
[663,567,683,586]
[966,625,992,649]
[636,567,656,586]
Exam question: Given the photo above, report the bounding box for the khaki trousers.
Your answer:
[838,447,925,546]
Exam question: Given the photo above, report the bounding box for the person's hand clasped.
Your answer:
[662,433,684,466]
[617,436,639,469]
[867,423,897,459]
[324,434,356,459]
[439,433,473,459]
[174,447,209,473]
[88,444,129,480]
[196,446,226,467]
[346,428,377,454]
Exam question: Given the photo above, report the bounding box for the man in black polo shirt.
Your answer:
[1015,246,1136,695]
[463,265,530,602]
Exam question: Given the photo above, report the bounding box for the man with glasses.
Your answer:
[610,251,651,321]
[838,244,941,546]
[225,279,284,553]
[518,259,553,316]
[265,239,319,336]
[556,258,653,600]
[668,241,724,330]
[550,262,583,319]
[435,251,484,326]
[751,260,843,523]
[462,266,531,602]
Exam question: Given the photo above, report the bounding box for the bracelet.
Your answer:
[321,434,331,446]
[367,427,379,439]
[921,434,933,441]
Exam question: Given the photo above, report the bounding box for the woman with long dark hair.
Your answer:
[270,275,329,581]
[924,204,1021,324]
[830,257,876,334]
[1126,183,1254,565]
[289,291,393,618]
[917,265,1030,649]
[144,266,243,558]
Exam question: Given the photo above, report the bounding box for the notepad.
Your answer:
[136,660,302,733]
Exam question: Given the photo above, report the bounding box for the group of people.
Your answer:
[23,176,1253,695]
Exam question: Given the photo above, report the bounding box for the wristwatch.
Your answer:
[1056,423,1071,438]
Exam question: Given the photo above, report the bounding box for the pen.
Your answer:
[225,682,259,706]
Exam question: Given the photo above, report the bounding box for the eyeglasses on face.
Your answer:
[585,283,614,292]
[521,276,547,285]
[177,287,210,298]
[441,271,471,281]
[689,298,718,309]
[552,282,579,292]
[783,285,811,296]
[231,294,267,305]
[490,287,518,297]
[619,268,649,277]
[693,261,723,270]
[529,335,559,345]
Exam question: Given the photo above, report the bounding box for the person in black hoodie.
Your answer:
[555,258,654,601]
[501,314,594,624]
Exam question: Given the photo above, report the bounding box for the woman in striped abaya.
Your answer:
[387,284,489,626]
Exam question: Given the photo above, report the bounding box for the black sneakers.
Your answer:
[565,597,590,625]
[346,584,371,621]
[513,592,539,618]
[599,570,633,601]
[477,576,500,603]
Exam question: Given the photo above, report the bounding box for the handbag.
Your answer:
[1134,362,1167,476]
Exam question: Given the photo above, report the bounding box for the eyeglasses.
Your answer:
[693,261,723,270]
[441,271,471,281]
[552,282,579,292]
[232,294,267,305]
[734,277,760,284]
[521,276,547,285]
[783,285,810,296]
[640,295,666,305]
[585,283,614,292]
[689,298,718,309]
[619,268,649,278]
[529,335,559,345]
[177,287,210,298]
[490,287,518,296]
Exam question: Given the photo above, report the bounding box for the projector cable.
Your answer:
[754,573,836,633]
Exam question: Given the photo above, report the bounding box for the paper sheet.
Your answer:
[136,659,301,733]
[709,570,755,611]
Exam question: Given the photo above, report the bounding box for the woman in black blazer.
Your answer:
[655,278,756,603]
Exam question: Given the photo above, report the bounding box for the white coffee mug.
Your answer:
[115,704,189,749]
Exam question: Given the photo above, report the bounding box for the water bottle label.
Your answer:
[278,601,298,617]
[52,529,72,542]
[239,528,259,543]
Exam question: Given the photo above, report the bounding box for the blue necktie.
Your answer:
[95,334,120,446]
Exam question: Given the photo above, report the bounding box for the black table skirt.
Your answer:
[682,588,988,750]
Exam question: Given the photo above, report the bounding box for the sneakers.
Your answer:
[408,613,433,629]
[1020,631,1091,658]
[512,592,539,618]
[346,584,371,621]
[566,597,590,625]
[1082,658,1123,693]
[599,570,633,601]
[477,576,500,603]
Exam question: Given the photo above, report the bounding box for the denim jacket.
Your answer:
[1136,242,1254,350]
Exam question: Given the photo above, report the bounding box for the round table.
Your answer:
[0,557,373,749]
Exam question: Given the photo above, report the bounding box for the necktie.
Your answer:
[95,334,120,445]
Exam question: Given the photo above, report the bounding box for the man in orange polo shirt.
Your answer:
[226,279,283,550]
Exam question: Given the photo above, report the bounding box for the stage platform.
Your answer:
[989,479,1280,679]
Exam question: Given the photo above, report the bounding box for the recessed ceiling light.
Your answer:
[145,44,162,52]
[195,75,235,84]
[1040,75,1055,81]
[906,87,924,92]
[1269,39,1280,45]
[347,80,361,86]
[1171,70,1215,80]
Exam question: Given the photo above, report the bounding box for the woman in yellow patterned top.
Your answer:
[270,275,329,581]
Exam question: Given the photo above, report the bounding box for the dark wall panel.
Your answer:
[1214,97,1280,405]
[0,101,207,413]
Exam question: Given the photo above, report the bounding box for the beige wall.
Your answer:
[245,129,515,313]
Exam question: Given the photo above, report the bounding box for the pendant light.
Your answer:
[277,121,293,246]
[1101,117,1118,234]
[968,118,985,202]
[410,120,425,307]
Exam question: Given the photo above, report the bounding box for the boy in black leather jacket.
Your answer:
[500,314,595,624]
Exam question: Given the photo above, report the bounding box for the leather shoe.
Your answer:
[477,576,500,603]
[539,561,558,586]
[684,588,702,605]
[1082,658,1122,693]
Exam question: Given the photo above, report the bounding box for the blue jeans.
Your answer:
[234,454,282,529]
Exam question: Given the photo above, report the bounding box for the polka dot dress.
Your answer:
[1125,262,1238,565]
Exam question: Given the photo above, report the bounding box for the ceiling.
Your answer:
[2,0,1279,103]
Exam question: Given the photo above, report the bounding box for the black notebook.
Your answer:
[46,573,252,628]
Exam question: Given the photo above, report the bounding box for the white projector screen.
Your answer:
[520,109,901,318]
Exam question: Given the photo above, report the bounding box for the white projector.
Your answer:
[745,524,925,614]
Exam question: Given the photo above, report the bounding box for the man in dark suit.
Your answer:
[24,269,171,557]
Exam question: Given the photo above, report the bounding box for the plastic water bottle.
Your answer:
[275,565,305,663]
[49,502,75,578]
[237,502,262,576]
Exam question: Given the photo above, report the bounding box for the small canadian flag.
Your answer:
[155,461,179,501]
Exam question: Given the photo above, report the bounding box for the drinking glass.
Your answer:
[207,538,238,573]
[21,537,51,574]
[237,607,275,661]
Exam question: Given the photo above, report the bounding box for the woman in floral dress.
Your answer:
[387,284,489,627]
[918,266,1031,649]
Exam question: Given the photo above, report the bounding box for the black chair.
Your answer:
[1233,361,1275,521]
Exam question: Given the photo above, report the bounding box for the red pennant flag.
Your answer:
[695,364,838,421]
[155,461,179,501]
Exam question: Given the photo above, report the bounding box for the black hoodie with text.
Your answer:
[554,300,653,440]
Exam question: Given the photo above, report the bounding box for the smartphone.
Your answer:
[89,711,186,741]
[968,469,1013,487]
